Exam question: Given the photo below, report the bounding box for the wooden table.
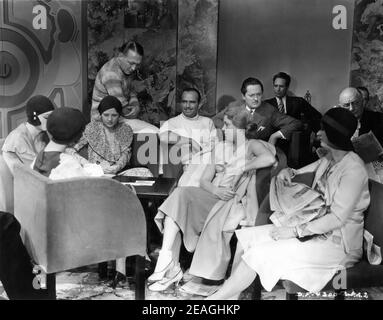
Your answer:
[113,175,178,256]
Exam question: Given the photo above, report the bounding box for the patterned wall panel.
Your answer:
[0,0,85,138]
[177,0,218,116]
[87,0,177,127]
[350,0,383,112]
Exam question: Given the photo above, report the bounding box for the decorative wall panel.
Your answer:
[87,0,177,127]
[0,0,85,137]
[350,0,383,112]
[177,0,218,116]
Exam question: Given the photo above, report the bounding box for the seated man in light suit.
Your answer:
[159,87,218,186]
[265,72,322,133]
[213,77,302,148]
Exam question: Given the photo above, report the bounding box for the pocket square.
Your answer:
[257,126,266,132]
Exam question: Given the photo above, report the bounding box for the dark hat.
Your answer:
[26,95,55,126]
[47,107,86,145]
[321,107,357,151]
[98,95,122,115]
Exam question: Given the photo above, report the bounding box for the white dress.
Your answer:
[235,152,370,293]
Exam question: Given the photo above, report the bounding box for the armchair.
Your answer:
[0,139,14,213]
[13,164,147,299]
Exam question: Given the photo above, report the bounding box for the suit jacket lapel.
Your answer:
[285,96,291,115]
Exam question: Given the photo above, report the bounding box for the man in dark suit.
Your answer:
[213,77,302,146]
[213,77,302,204]
[265,72,322,133]
[339,87,383,147]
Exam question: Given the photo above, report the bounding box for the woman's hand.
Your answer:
[214,187,236,201]
[100,161,117,174]
[269,226,296,241]
[277,168,294,186]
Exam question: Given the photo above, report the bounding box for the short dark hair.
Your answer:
[121,41,144,56]
[182,87,201,103]
[357,86,369,100]
[273,72,291,87]
[240,77,264,95]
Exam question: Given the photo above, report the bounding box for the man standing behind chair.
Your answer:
[265,72,322,133]
[91,41,158,133]
[159,88,217,184]
[213,77,302,146]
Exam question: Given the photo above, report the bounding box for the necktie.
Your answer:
[277,98,284,113]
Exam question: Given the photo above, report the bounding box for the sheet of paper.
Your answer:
[122,180,155,186]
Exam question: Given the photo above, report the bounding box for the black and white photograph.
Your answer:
[1,0,383,307]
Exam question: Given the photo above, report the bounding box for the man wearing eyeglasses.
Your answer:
[338,87,383,146]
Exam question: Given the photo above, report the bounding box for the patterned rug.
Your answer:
[1,267,382,300]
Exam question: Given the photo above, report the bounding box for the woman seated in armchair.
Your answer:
[33,107,103,178]
[2,95,54,174]
[207,108,370,299]
[75,95,132,174]
[147,106,277,291]
[75,95,152,177]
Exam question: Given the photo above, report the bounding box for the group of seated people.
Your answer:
[1,41,382,300]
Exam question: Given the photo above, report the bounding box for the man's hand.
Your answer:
[270,226,296,240]
[214,187,236,201]
[122,105,140,119]
[268,131,282,145]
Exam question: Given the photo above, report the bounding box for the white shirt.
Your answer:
[160,113,217,151]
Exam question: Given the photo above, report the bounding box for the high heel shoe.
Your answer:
[148,266,183,292]
[148,250,174,283]
[148,260,174,283]
[111,271,126,289]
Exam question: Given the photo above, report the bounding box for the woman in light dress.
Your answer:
[148,106,277,291]
[207,108,370,299]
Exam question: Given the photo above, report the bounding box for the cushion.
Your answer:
[365,180,383,250]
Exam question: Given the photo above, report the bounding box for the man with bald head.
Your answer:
[338,87,383,146]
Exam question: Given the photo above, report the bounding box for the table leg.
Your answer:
[46,273,56,300]
[135,255,146,300]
